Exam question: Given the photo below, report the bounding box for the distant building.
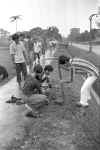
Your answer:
[70,28,80,36]
[0,28,10,38]
[67,28,80,42]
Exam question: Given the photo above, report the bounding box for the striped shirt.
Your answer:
[70,57,99,77]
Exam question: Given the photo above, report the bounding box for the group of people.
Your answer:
[9,32,100,118]
[9,33,55,117]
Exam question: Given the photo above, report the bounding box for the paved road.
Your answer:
[0,48,55,149]
[73,43,100,55]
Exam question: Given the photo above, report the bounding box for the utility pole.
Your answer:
[89,14,97,52]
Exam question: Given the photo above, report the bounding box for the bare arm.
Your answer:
[11,54,15,64]
[23,51,30,65]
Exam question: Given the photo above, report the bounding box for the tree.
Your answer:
[10,15,22,32]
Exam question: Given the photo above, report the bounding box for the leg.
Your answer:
[78,76,97,106]
[15,63,22,86]
[37,53,40,64]
[21,63,27,81]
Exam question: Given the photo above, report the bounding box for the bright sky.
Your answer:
[0,0,100,36]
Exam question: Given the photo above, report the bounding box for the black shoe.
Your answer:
[76,102,89,108]
[6,96,22,103]
[25,111,41,118]
[16,100,25,105]
[54,100,64,105]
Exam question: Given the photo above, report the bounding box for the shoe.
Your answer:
[6,96,20,103]
[25,111,41,118]
[16,100,25,105]
[76,102,89,108]
[54,100,64,105]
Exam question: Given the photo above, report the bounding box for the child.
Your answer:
[33,64,54,92]
[22,64,54,117]
[41,65,54,94]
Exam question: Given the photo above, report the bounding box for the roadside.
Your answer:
[5,45,100,150]
[0,47,16,86]
[73,43,100,55]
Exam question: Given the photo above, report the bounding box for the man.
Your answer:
[33,41,41,64]
[58,55,99,107]
[10,33,29,87]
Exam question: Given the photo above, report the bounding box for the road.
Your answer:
[0,48,55,149]
[73,43,100,55]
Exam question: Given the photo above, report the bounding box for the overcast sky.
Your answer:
[0,0,99,36]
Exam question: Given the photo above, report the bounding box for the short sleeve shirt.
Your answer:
[70,57,99,77]
[10,41,26,63]
[34,42,41,53]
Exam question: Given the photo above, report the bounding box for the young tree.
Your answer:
[10,15,22,32]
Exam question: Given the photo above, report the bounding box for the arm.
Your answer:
[11,54,15,64]
[23,51,30,65]
[9,43,16,66]
[21,42,30,65]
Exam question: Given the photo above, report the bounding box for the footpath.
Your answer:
[0,49,55,150]
[6,45,100,150]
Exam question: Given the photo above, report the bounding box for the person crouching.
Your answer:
[22,64,48,118]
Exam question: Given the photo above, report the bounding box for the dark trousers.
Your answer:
[15,62,27,83]
[34,52,40,60]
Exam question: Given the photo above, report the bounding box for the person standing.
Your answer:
[58,55,99,107]
[33,40,42,64]
[10,33,29,87]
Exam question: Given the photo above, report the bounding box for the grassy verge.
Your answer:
[4,45,100,150]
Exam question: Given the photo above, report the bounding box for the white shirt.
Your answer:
[34,42,41,53]
[10,41,26,63]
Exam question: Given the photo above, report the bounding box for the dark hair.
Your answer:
[44,65,53,72]
[12,34,19,41]
[58,55,70,65]
[19,33,25,38]
[33,64,43,73]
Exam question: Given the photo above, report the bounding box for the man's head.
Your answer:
[12,34,19,43]
[58,55,70,65]
[44,65,53,75]
[19,33,25,41]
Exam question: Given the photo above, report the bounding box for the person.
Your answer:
[34,64,53,91]
[33,41,41,64]
[19,33,31,74]
[22,64,48,117]
[22,64,54,117]
[58,55,100,107]
[9,33,29,87]
[42,65,54,89]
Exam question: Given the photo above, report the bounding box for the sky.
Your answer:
[0,0,100,36]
